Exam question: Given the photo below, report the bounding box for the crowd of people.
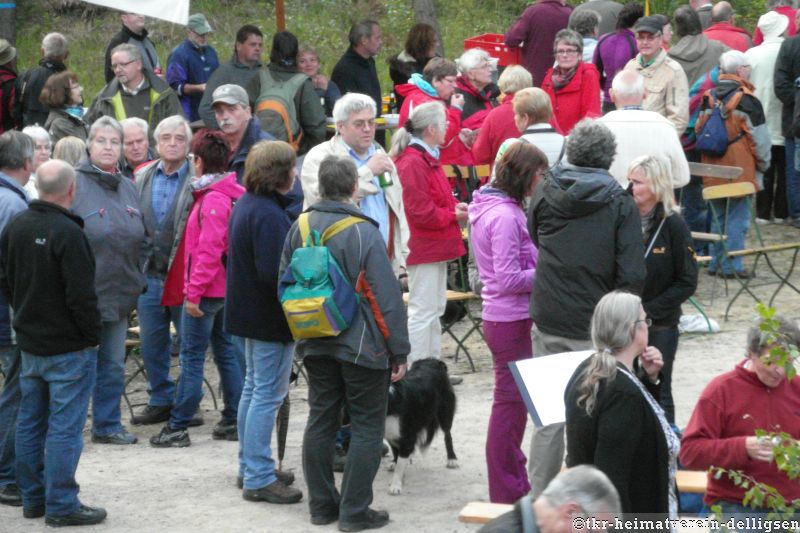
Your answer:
[0,1,797,531]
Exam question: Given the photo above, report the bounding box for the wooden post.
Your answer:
[0,2,16,45]
[276,0,285,31]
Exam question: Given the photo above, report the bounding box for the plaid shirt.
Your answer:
[151,160,188,226]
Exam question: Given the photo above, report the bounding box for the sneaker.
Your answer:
[149,426,191,448]
[333,447,347,473]
[23,504,45,518]
[243,480,303,504]
[338,508,390,532]
[45,504,107,527]
[0,483,21,507]
[91,430,138,445]
[237,470,295,489]
[212,420,238,441]
[131,404,172,425]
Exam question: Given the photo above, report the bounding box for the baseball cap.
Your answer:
[212,84,249,108]
[187,14,213,35]
[634,16,664,35]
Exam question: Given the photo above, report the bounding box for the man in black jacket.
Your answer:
[14,33,68,128]
[331,20,385,145]
[526,118,646,498]
[774,32,800,227]
[0,159,105,527]
[104,12,161,83]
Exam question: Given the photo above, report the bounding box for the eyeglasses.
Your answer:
[635,318,653,327]
[555,48,579,56]
[636,32,662,42]
[111,59,138,70]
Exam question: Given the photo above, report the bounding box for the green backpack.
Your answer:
[278,213,365,339]
[254,69,307,152]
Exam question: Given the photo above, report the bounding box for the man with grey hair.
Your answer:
[301,92,408,274]
[569,9,601,62]
[119,118,155,179]
[0,131,33,507]
[703,1,754,52]
[599,70,690,189]
[571,0,621,36]
[86,43,182,141]
[104,12,161,83]
[689,0,714,30]
[130,115,196,427]
[14,32,68,128]
[332,20,385,145]
[526,118,645,498]
[479,465,621,533]
[0,159,105,526]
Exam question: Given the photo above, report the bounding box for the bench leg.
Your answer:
[767,248,800,307]
[123,347,148,420]
[687,296,713,333]
[724,255,763,321]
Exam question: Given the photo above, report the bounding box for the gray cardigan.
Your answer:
[71,160,147,322]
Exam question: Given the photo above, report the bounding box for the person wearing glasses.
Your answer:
[564,291,677,519]
[623,16,689,133]
[541,29,601,134]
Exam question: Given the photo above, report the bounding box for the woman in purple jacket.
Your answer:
[468,141,548,504]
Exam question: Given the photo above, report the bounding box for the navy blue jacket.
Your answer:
[167,39,220,122]
[224,190,295,342]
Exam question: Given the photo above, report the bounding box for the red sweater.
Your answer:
[680,361,800,506]
[703,22,754,52]
[394,144,465,265]
[541,62,601,134]
[471,95,519,165]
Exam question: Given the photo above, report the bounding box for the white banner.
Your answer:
[81,0,190,25]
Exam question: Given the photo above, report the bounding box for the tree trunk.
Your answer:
[412,0,444,56]
[0,4,15,46]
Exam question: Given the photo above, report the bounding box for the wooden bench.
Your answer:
[402,289,483,372]
[458,471,708,524]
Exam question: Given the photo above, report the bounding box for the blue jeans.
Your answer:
[237,338,294,489]
[709,197,750,274]
[170,298,243,430]
[92,319,128,436]
[17,348,96,516]
[787,138,800,219]
[137,277,182,407]
[0,345,20,488]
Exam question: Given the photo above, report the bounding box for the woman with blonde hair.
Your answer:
[564,290,678,517]
[627,155,697,424]
[52,136,87,167]
[493,87,565,168]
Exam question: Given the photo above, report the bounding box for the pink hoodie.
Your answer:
[183,171,245,304]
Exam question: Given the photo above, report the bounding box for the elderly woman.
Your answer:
[469,141,548,503]
[71,116,146,445]
[21,126,51,199]
[455,48,499,126]
[542,29,601,134]
[40,71,88,143]
[472,65,533,165]
[389,23,440,109]
[393,101,467,366]
[281,155,409,528]
[628,155,697,424]
[681,316,800,525]
[494,87,566,168]
[149,129,245,449]
[298,44,341,118]
[565,291,678,517]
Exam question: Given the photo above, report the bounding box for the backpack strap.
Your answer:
[321,216,365,243]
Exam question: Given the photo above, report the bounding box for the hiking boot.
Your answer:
[23,504,45,518]
[333,447,347,473]
[0,483,21,506]
[45,504,107,527]
[149,426,190,448]
[238,470,295,489]
[131,404,172,425]
[338,508,390,532]
[242,480,303,504]
[91,429,138,445]
[212,420,238,441]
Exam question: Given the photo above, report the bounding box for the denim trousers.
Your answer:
[17,348,95,516]
[680,151,710,254]
[484,319,532,504]
[170,298,243,430]
[787,138,800,219]
[302,356,389,523]
[648,327,679,425]
[709,197,751,274]
[0,345,20,488]
[137,276,182,407]
[92,319,129,436]
[237,338,294,489]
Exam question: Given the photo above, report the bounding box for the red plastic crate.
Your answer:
[463,33,521,67]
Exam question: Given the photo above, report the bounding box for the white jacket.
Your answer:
[300,135,409,272]
[745,37,785,146]
[599,109,691,189]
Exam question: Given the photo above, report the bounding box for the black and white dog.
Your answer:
[384,359,458,495]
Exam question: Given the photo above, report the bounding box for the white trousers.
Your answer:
[406,261,448,366]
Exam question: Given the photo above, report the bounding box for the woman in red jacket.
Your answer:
[391,101,467,366]
[541,29,602,134]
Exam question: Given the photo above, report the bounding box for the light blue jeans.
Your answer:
[237,338,294,490]
[709,197,751,275]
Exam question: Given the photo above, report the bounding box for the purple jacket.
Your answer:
[593,29,638,103]
[468,188,537,322]
[505,0,572,86]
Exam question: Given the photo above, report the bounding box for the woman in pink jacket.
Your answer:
[150,130,246,448]
[468,141,548,503]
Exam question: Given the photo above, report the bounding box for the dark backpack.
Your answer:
[254,69,307,152]
[696,89,745,157]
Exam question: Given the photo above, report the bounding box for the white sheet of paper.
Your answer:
[509,350,593,427]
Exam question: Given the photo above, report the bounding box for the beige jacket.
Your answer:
[300,136,409,272]
[625,50,690,134]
